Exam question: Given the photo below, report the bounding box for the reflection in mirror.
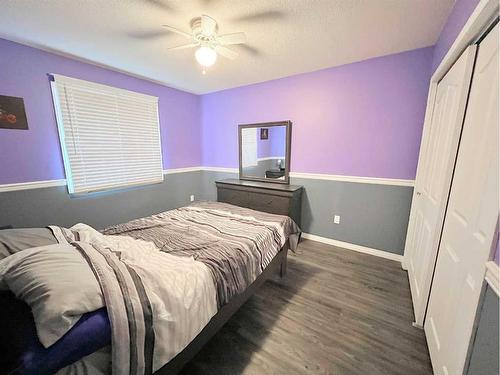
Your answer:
[239,121,290,184]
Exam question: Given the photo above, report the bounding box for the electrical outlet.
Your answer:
[333,215,341,224]
[190,195,195,202]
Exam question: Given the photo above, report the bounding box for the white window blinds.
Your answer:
[50,74,163,194]
[241,127,258,168]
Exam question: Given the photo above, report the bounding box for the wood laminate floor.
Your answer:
[181,239,433,375]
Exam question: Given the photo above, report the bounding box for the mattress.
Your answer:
[0,291,110,375]
[102,201,300,307]
[1,201,300,374]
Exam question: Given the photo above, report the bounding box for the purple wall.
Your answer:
[495,237,499,266]
[1,40,436,184]
[201,47,434,180]
[0,38,201,185]
[432,0,481,72]
[269,126,286,157]
[257,126,286,158]
[494,219,499,265]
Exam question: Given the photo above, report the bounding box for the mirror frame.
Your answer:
[238,120,292,184]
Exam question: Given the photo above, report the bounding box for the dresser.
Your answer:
[215,179,303,227]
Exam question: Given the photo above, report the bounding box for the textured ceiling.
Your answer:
[0,0,454,94]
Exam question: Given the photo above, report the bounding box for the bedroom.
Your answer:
[0,0,498,374]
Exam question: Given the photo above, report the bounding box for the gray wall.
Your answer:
[292,177,413,255]
[467,286,499,375]
[0,171,412,255]
[2,171,496,372]
[199,170,237,201]
[199,171,412,255]
[0,171,204,230]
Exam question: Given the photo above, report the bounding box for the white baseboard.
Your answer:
[401,260,409,271]
[301,232,403,263]
[412,322,424,329]
[485,261,499,297]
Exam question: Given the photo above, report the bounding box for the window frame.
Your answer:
[50,74,164,195]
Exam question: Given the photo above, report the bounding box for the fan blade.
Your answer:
[146,0,175,12]
[162,25,192,39]
[201,15,217,36]
[168,43,199,50]
[236,44,260,56]
[217,32,247,45]
[127,30,171,40]
[215,46,238,60]
[233,10,285,22]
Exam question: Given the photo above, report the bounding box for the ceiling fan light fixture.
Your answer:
[195,46,217,67]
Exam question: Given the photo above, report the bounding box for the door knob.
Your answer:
[416,191,422,196]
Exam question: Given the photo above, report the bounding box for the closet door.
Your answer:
[425,23,499,375]
[405,45,476,326]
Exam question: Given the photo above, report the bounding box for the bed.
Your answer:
[0,201,300,374]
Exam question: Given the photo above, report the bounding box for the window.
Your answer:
[241,127,258,167]
[50,74,163,194]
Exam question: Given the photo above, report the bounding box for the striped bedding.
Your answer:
[102,201,301,307]
[48,202,300,374]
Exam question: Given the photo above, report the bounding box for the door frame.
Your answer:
[403,0,500,327]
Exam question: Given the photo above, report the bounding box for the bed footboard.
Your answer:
[280,246,288,278]
[156,243,289,374]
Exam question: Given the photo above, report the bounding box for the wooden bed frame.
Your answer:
[156,243,289,374]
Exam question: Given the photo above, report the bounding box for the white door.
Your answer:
[425,23,499,375]
[404,45,477,326]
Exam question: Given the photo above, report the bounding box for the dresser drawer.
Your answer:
[216,179,303,227]
[217,187,250,207]
[246,192,290,216]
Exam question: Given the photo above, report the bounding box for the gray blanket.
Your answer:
[102,201,301,307]
[50,226,155,375]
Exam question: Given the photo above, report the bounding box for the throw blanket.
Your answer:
[50,225,217,374]
[102,201,301,307]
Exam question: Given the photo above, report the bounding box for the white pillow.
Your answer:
[0,243,104,347]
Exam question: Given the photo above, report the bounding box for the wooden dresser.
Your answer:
[215,179,303,226]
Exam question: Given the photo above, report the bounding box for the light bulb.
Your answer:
[195,46,217,67]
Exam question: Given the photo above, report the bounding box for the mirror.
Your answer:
[238,121,291,184]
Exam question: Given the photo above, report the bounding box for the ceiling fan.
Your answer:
[162,15,247,70]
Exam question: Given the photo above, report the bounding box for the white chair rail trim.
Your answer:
[200,166,239,173]
[195,167,415,186]
[289,172,414,186]
[0,179,67,193]
[0,167,416,192]
[163,167,203,175]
